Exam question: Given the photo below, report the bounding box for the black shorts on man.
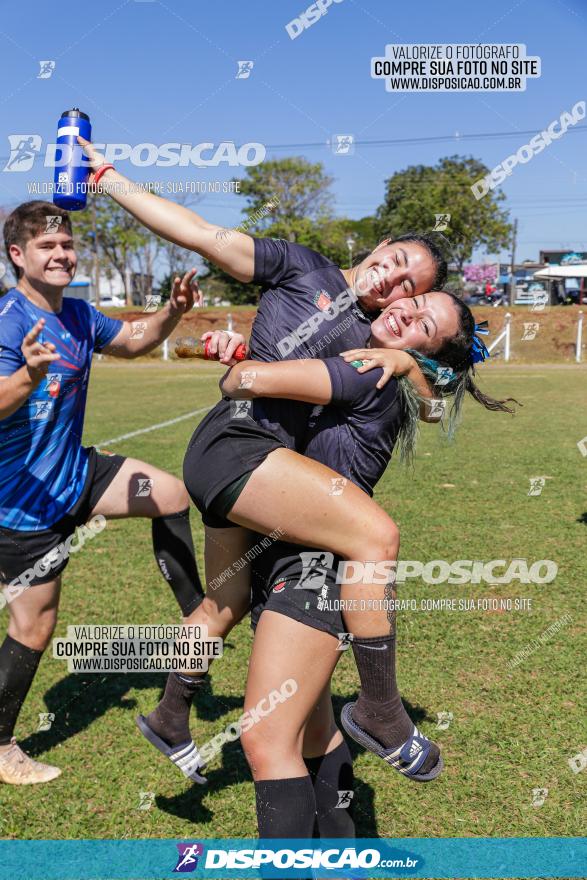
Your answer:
[0,447,125,588]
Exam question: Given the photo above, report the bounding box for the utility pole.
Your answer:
[125,264,133,307]
[509,218,518,307]
[92,199,100,308]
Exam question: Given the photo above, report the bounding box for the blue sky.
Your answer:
[0,0,585,263]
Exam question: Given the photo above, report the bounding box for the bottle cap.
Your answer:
[61,108,90,121]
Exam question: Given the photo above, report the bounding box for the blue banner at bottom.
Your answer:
[0,837,584,879]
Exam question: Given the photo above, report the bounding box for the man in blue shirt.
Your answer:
[0,201,205,784]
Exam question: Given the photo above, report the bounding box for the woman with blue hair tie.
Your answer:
[140,288,517,839]
[211,295,515,838]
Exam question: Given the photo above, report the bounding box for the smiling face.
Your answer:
[369,291,460,356]
[10,229,77,290]
[353,240,438,311]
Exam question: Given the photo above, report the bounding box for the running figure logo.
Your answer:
[238,370,257,390]
[173,843,204,873]
[331,134,355,155]
[436,711,453,730]
[435,366,453,387]
[45,216,63,233]
[37,712,55,732]
[336,632,354,651]
[4,135,42,172]
[138,791,155,811]
[335,790,354,808]
[521,322,539,341]
[528,477,546,497]
[143,294,161,313]
[433,213,451,231]
[135,478,153,498]
[295,551,334,591]
[329,477,347,496]
[130,321,147,340]
[530,291,548,312]
[31,401,54,421]
[427,399,446,419]
[531,787,548,807]
[230,400,252,420]
[37,60,56,79]
[568,747,587,774]
[236,61,254,79]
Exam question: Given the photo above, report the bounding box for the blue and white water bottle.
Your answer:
[53,108,92,211]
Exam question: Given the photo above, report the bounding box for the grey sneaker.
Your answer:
[0,738,61,785]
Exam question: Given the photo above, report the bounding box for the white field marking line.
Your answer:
[95,406,212,448]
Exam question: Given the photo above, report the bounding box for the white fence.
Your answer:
[157,311,585,364]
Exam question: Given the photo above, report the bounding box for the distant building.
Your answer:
[65,272,153,307]
[540,249,587,264]
[497,252,586,305]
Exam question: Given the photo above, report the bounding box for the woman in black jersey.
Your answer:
[139,290,515,822]
[179,292,514,839]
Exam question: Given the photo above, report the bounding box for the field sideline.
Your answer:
[0,361,584,840]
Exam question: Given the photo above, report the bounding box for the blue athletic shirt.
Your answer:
[249,237,372,450]
[0,289,122,531]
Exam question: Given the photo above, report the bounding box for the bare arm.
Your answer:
[220,359,333,405]
[0,319,60,420]
[0,369,42,420]
[102,270,200,358]
[79,138,255,283]
[340,348,442,423]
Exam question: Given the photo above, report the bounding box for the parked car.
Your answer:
[94,295,126,308]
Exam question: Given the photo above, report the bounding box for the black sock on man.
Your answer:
[351,634,440,774]
[145,672,206,747]
[0,635,44,745]
[304,740,355,838]
[255,776,317,838]
[152,509,203,616]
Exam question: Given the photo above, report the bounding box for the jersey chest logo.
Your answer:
[46,373,62,398]
[313,289,332,311]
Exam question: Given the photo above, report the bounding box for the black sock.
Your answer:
[145,671,207,747]
[152,508,204,616]
[0,635,43,745]
[351,634,440,774]
[304,740,355,838]
[255,776,317,839]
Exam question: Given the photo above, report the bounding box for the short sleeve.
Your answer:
[321,357,384,408]
[91,305,123,352]
[0,314,25,376]
[252,237,333,288]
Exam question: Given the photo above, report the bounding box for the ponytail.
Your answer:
[465,373,517,414]
[395,294,520,461]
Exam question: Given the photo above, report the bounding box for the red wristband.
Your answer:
[93,164,115,186]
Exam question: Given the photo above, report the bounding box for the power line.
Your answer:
[1,124,586,167]
[263,126,587,151]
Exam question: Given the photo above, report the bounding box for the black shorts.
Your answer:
[0,447,125,587]
[183,397,285,529]
[250,538,345,641]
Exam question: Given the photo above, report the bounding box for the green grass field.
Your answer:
[0,361,585,843]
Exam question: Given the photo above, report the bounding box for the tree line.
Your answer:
[1,155,512,305]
